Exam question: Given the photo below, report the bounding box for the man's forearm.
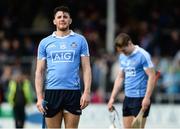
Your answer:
[35,72,44,100]
[83,67,92,93]
[110,77,123,100]
[145,75,155,99]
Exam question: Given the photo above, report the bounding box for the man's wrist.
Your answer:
[83,88,91,94]
[110,97,115,102]
[37,94,44,100]
[144,96,151,100]
[84,90,90,94]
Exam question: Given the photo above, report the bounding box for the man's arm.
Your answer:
[108,69,124,111]
[142,68,156,111]
[35,59,46,114]
[80,56,92,109]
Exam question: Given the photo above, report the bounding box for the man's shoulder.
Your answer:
[39,34,54,44]
[73,31,86,40]
[41,34,53,41]
[137,47,151,58]
[136,46,149,54]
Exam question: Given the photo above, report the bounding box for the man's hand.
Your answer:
[36,98,47,115]
[80,92,90,109]
[141,97,150,112]
[108,98,115,112]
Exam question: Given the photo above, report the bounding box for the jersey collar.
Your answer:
[52,30,75,39]
[132,45,139,54]
[128,45,139,56]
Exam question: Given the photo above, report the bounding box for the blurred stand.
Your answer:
[0,0,179,106]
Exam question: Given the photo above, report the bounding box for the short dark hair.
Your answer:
[115,33,131,48]
[53,6,71,17]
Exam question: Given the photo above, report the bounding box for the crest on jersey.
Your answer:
[60,43,66,49]
[71,42,77,48]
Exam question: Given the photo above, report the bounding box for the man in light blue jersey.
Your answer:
[35,6,92,128]
[108,33,156,129]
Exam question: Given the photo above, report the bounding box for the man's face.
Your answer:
[53,11,72,31]
[116,44,131,55]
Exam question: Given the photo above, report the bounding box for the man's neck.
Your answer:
[55,29,71,37]
[126,44,135,56]
[131,44,135,52]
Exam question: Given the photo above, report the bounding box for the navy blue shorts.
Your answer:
[122,96,151,117]
[44,90,82,117]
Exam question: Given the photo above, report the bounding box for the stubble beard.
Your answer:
[58,26,69,32]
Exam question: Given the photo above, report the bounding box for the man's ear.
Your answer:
[53,19,56,25]
[69,19,72,24]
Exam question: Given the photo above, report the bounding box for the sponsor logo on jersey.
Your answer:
[125,67,136,77]
[51,50,75,62]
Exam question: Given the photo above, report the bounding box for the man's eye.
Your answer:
[57,16,61,19]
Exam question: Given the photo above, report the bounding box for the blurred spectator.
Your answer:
[138,21,158,55]
[91,89,104,103]
[158,57,171,92]
[172,51,180,93]
[159,56,180,94]
[0,65,12,101]
[22,35,35,56]
[169,30,180,56]
[32,9,50,32]
[6,70,34,128]
[0,38,11,62]
[0,85,3,103]
[92,55,108,102]
[110,59,119,87]
[0,83,3,116]
[11,38,23,57]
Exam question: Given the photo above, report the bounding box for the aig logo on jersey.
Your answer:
[51,50,75,62]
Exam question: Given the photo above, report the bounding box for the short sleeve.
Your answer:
[80,36,90,56]
[37,40,46,60]
[141,52,154,70]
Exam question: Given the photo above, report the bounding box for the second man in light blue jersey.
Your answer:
[108,33,156,129]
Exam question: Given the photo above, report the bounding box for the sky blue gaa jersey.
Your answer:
[37,30,90,90]
[119,45,154,97]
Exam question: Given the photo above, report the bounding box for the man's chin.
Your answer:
[59,27,68,31]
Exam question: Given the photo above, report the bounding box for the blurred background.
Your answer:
[0,0,179,128]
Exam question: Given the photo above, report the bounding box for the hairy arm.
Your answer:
[35,59,46,113]
[80,56,92,109]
